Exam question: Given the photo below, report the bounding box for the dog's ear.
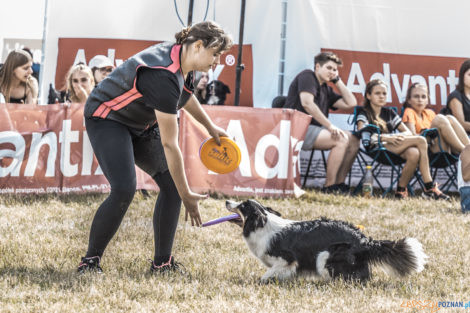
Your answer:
[223,84,231,94]
[265,207,282,217]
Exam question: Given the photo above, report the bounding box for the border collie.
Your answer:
[226,200,427,283]
[206,80,231,105]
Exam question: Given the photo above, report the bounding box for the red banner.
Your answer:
[180,106,311,197]
[325,49,468,113]
[0,103,157,194]
[1,105,310,197]
[56,38,253,107]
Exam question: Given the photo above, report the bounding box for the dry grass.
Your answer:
[0,191,469,313]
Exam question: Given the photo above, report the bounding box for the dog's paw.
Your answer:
[259,277,278,285]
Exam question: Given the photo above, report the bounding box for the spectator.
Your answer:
[0,50,38,104]
[402,82,469,154]
[446,59,470,133]
[88,55,115,85]
[356,79,449,200]
[194,71,209,104]
[285,51,359,194]
[65,63,95,103]
[22,47,40,83]
[458,145,470,213]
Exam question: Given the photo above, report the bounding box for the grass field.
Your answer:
[0,191,469,313]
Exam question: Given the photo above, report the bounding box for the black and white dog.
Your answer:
[205,80,231,105]
[226,200,427,283]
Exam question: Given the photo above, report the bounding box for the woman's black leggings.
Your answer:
[84,118,181,261]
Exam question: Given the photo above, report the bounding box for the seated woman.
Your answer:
[446,59,470,133]
[65,63,95,103]
[402,82,469,154]
[356,79,449,200]
[0,50,38,104]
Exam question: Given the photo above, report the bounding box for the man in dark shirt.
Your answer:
[285,52,359,193]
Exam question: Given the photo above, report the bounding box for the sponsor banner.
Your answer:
[1,105,310,197]
[324,49,468,114]
[179,106,311,197]
[54,38,253,106]
[0,103,157,194]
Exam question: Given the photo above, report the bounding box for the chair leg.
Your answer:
[302,149,316,188]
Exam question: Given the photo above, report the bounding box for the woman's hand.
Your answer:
[383,134,405,146]
[182,191,208,226]
[75,85,89,103]
[208,124,228,145]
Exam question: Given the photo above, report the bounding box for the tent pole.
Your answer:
[187,0,194,26]
[278,0,288,96]
[234,0,246,106]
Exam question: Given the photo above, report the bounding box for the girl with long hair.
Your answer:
[356,79,449,200]
[447,59,470,133]
[402,82,469,154]
[65,63,95,103]
[0,50,38,104]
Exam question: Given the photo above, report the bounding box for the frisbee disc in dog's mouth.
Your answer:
[199,137,241,174]
[202,213,241,227]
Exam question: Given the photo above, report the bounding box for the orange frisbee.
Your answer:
[199,137,241,174]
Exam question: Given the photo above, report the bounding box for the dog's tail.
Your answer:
[367,237,428,277]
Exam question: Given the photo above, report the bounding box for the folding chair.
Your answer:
[302,149,327,188]
[350,107,420,197]
[421,128,459,193]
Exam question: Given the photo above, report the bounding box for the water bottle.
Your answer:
[362,165,373,197]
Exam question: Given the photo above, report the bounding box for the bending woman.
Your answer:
[402,82,469,154]
[78,21,233,274]
[356,79,449,200]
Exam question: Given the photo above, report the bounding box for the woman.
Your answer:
[194,71,209,104]
[78,21,233,274]
[0,50,38,104]
[446,59,470,133]
[356,79,449,200]
[402,82,469,154]
[65,63,95,103]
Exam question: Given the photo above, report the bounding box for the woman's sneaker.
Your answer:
[149,256,187,275]
[422,183,450,201]
[77,256,103,274]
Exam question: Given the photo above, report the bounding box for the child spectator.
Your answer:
[194,71,209,104]
[356,79,449,200]
[88,55,115,85]
[65,63,95,103]
[0,50,38,104]
[458,145,470,213]
[446,59,470,133]
[402,82,469,154]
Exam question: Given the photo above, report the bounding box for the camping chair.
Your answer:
[420,128,459,193]
[302,149,327,188]
[350,107,421,197]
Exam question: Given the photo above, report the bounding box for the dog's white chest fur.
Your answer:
[244,213,293,266]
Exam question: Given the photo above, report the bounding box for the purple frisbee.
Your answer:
[202,213,240,227]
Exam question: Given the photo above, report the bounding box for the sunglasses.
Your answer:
[98,67,113,73]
